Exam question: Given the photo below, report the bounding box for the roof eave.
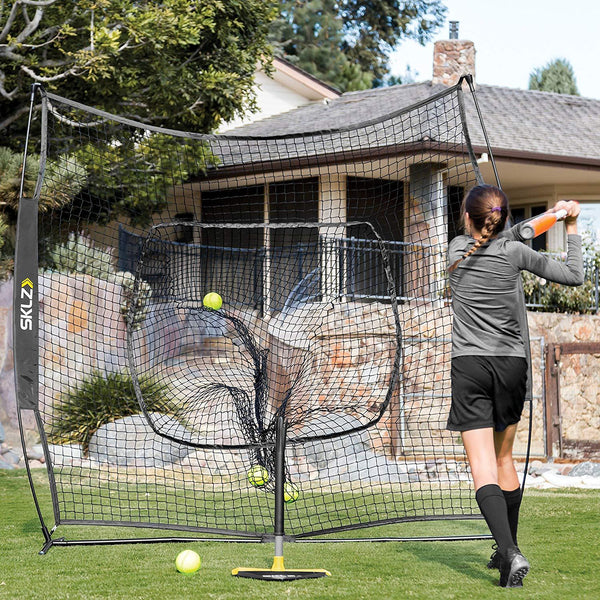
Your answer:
[475,146,600,171]
[270,56,342,100]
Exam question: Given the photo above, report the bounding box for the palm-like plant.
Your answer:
[48,371,178,454]
[0,146,86,212]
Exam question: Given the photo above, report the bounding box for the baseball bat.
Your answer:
[520,209,568,240]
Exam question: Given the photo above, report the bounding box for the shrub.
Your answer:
[0,146,87,280]
[109,270,152,329]
[522,270,597,314]
[48,371,178,454]
[522,243,600,314]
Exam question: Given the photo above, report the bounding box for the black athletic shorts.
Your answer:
[447,355,528,433]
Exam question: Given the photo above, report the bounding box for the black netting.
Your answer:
[19,81,486,540]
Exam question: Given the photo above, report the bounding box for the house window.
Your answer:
[511,207,526,225]
[200,184,264,248]
[198,185,265,307]
[200,179,320,310]
[269,178,319,224]
[530,206,547,251]
[346,176,404,299]
[269,178,319,309]
[201,185,264,223]
[447,185,465,241]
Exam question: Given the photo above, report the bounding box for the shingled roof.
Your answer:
[225,81,600,168]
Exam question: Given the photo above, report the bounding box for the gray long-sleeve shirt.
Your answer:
[448,227,584,397]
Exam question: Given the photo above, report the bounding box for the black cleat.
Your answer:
[499,547,529,588]
[488,544,521,571]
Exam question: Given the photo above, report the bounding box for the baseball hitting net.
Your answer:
[14,77,500,560]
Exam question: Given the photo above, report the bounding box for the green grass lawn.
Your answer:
[1,469,599,599]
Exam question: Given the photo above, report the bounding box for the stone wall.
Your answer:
[1,275,599,461]
[0,281,18,445]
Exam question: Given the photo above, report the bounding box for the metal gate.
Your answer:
[544,342,600,459]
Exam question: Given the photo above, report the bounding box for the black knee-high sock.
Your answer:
[502,487,522,546]
[475,484,516,556]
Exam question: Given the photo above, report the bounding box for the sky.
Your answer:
[389,0,600,100]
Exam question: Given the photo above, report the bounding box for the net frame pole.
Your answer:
[272,416,286,569]
[14,83,41,413]
[14,83,54,547]
[461,74,501,188]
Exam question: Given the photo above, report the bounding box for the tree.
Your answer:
[0,145,87,277]
[270,0,446,92]
[528,58,579,95]
[376,65,417,88]
[0,0,278,146]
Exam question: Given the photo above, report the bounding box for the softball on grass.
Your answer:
[175,549,201,574]
[284,482,300,503]
[202,292,223,310]
[247,465,269,487]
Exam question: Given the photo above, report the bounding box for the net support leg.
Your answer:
[232,417,330,580]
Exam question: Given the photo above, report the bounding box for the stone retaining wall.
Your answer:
[1,276,599,460]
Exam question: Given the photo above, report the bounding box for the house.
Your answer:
[107,26,600,320]
[118,34,599,310]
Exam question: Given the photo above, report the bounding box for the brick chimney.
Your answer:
[432,21,475,86]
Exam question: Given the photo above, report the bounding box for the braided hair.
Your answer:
[449,184,509,273]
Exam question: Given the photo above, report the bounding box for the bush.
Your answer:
[522,270,597,314]
[110,270,152,329]
[522,243,600,314]
[1,146,87,280]
[48,371,178,454]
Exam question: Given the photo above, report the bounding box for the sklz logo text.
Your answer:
[19,278,34,331]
